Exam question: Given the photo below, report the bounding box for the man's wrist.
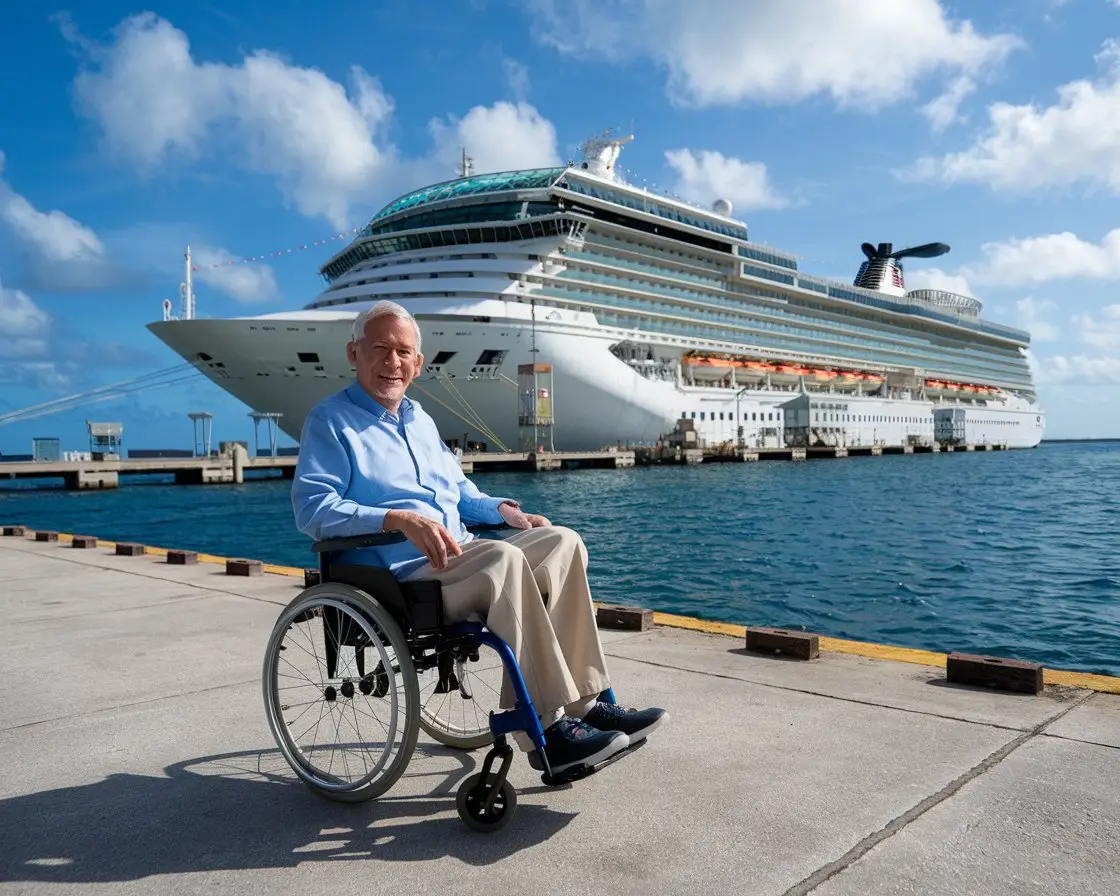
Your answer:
[382,509,410,531]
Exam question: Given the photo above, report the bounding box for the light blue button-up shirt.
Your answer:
[291,382,514,579]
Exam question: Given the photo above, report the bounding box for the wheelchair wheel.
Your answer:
[262,583,419,803]
[456,771,516,833]
[417,641,504,750]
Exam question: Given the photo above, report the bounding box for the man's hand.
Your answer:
[498,501,551,529]
[383,510,462,571]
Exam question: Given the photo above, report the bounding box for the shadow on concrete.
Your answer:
[923,677,1037,696]
[0,744,577,884]
[725,646,816,664]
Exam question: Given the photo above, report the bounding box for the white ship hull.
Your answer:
[147,297,1045,451]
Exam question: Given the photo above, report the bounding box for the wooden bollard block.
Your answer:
[71,535,98,549]
[304,568,321,587]
[115,543,145,556]
[226,558,262,577]
[2,525,27,536]
[946,652,1043,695]
[595,605,653,631]
[167,549,199,565]
[34,531,59,543]
[745,626,820,660]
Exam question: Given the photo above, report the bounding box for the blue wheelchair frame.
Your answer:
[308,523,623,827]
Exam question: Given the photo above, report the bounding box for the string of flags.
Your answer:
[189,226,365,271]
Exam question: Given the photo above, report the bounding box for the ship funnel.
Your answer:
[854,240,950,297]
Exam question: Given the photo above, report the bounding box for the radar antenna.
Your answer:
[576,127,635,181]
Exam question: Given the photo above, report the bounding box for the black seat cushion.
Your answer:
[326,563,444,634]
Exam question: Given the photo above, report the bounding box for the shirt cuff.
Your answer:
[477,496,516,524]
[356,505,389,533]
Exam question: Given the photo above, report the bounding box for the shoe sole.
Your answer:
[548,732,630,775]
[625,711,668,743]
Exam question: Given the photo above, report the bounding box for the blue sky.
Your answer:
[2,0,1119,454]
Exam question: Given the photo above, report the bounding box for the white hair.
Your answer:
[350,300,422,351]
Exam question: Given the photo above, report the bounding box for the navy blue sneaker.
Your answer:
[582,702,667,743]
[528,716,629,774]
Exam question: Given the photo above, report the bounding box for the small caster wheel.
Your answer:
[456,772,516,833]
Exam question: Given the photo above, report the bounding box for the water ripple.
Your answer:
[3,441,1119,675]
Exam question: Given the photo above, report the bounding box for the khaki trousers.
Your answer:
[406,525,611,738]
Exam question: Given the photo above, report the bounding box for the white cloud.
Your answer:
[1015,297,1061,343]
[61,14,571,231]
[0,149,114,290]
[921,76,977,132]
[1040,355,1120,384]
[527,0,1019,109]
[965,229,1120,286]
[905,267,974,296]
[190,247,280,304]
[0,283,68,390]
[427,101,561,176]
[503,58,531,102]
[63,12,397,229]
[0,283,51,360]
[664,149,787,212]
[1072,303,1120,351]
[0,153,279,305]
[908,39,1120,193]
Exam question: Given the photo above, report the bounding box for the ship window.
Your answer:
[298,352,320,363]
[197,352,213,361]
[431,351,456,365]
[475,349,506,366]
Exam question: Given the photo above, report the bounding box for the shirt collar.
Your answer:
[345,382,415,422]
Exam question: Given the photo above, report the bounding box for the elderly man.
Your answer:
[291,300,666,775]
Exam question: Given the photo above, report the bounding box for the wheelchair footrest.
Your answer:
[539,737,646,787]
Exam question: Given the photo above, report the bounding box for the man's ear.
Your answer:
[413,351,424,375]
[346,342,358,366]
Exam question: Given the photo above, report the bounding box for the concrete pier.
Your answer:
[1,448,638,487]
[0,444,271,489]
[2,442,1010,489]
[2,528,1118,895]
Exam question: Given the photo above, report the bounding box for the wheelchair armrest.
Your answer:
[311,532,406,553]
[312,522,515,555]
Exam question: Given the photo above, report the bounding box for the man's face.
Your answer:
[347,313,423,412]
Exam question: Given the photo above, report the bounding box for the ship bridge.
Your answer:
[320,131,756,283]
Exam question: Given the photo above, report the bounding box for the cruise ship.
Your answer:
[147,130,1045,452]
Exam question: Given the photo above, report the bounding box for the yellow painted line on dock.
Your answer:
[52,531,307,578]
[651,610,1120,694]
[14,528,1120,695]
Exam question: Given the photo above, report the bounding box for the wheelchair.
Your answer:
[261,524,632,833]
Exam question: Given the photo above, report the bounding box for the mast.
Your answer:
[458,147,474,179]
[181,245,196,320]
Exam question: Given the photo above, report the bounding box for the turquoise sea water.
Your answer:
[3,442,1118,676]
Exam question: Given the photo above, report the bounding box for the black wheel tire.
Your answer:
[456,772,516,833]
